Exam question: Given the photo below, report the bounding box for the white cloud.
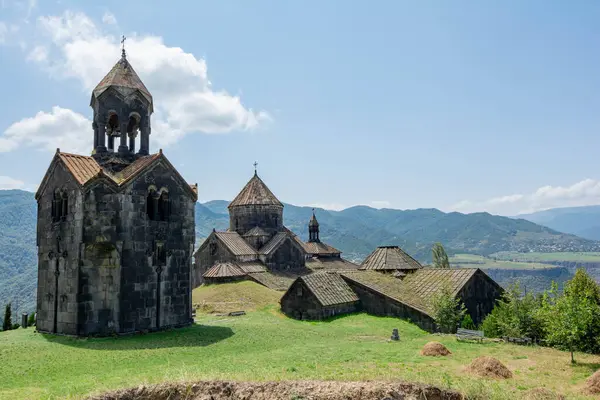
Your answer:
[0,10,270,153]
[306,203,348,211]
[101,11,116,25]
[0,106,91,154]
[0,175,25,189]
[369,200,391,209]
[449,178,600,216]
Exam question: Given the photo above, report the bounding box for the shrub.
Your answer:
[461,314,476,330]
[430,284,466,333]
[2,303,12,331]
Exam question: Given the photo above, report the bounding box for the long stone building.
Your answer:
[193,173,358,289]
[281,245,504,332]
[35,49,197,336]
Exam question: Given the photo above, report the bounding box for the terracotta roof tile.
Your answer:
[229,173,283,208]
[300,272,359,306]
[115,153,161,184]
[58,152,102,185]
[360,246,423,271]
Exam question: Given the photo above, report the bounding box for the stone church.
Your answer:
[193,172,358,288]
[35,49,197,336]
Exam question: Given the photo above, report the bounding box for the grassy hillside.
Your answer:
[0,305,597,399]
[492,251,600,263]
[192,281,282,313]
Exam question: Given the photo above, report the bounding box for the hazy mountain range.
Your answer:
[2,188,600,317]
[517,206,600,241]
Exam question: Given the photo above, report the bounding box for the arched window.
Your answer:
[146,188,157,220]
[158,192,170,221]
[147,188,170,221]
[106,114,119,151]
[52,190,69,222]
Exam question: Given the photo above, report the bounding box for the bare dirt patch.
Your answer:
[421,342,451,357]
[87,380,463,400]
[522,387,565,400]
[465,356,512,379]
[584,370,600,395]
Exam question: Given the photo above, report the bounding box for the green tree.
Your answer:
[432,243,450,269]
[541,269,600,363]
[430,284,466,333]
[27,312,35,327]
[3,303,12,331]
[481,282,545,340]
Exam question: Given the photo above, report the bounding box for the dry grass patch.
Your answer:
[421,342,451,357]
[584,370,600,395]
[465,356,512,379]
[523,388,565,400]
[86,380,464,400]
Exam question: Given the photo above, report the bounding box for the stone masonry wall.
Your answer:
[343,278,436,332]
[192,235,236,288]
[265,238,305,271]
[36,162,83,335]
[229,204,283,236]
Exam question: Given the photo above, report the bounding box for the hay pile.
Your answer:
[465,356,512,379]
[584,370,600,394]
[522,388,565,400]
[421,342,451,357]
[87,380,464,400]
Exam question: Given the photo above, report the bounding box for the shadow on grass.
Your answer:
[572,361,600,374]
[40,323,234,350]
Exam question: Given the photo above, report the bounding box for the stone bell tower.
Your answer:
[91,39,153,171]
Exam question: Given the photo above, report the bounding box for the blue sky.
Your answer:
[0,1,599,216]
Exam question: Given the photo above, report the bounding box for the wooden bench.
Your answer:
[502,336,533,346]
[456,328,484,342]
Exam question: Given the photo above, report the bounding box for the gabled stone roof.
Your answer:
[203,262,246,278]
[359,246,423,271]
[228,173,283,208]
[92,56,153,107]
[298,272,359,307]
[244,226,270,237]
[341,268,483,316]
[305,257,360,272]
[259,232,287,255]
[35,150,196,200]
[303,241,341,256]
[214,231,257,256]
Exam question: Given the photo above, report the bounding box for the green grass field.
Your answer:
[490,252,600,263]
[450,254,558,270]
[1,282,598,400]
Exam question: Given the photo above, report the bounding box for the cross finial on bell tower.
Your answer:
[253,161,258,176]
[121,35,127,59]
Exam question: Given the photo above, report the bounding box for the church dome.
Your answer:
[228,172,283,208]
[228,172,283,235]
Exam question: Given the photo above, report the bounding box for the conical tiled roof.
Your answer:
[228,173,283,208]
[359,246,423,271]
[92,55,153,106]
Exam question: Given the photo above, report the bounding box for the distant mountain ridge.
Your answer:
[2,189,600,318]
[517,205,600,241]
